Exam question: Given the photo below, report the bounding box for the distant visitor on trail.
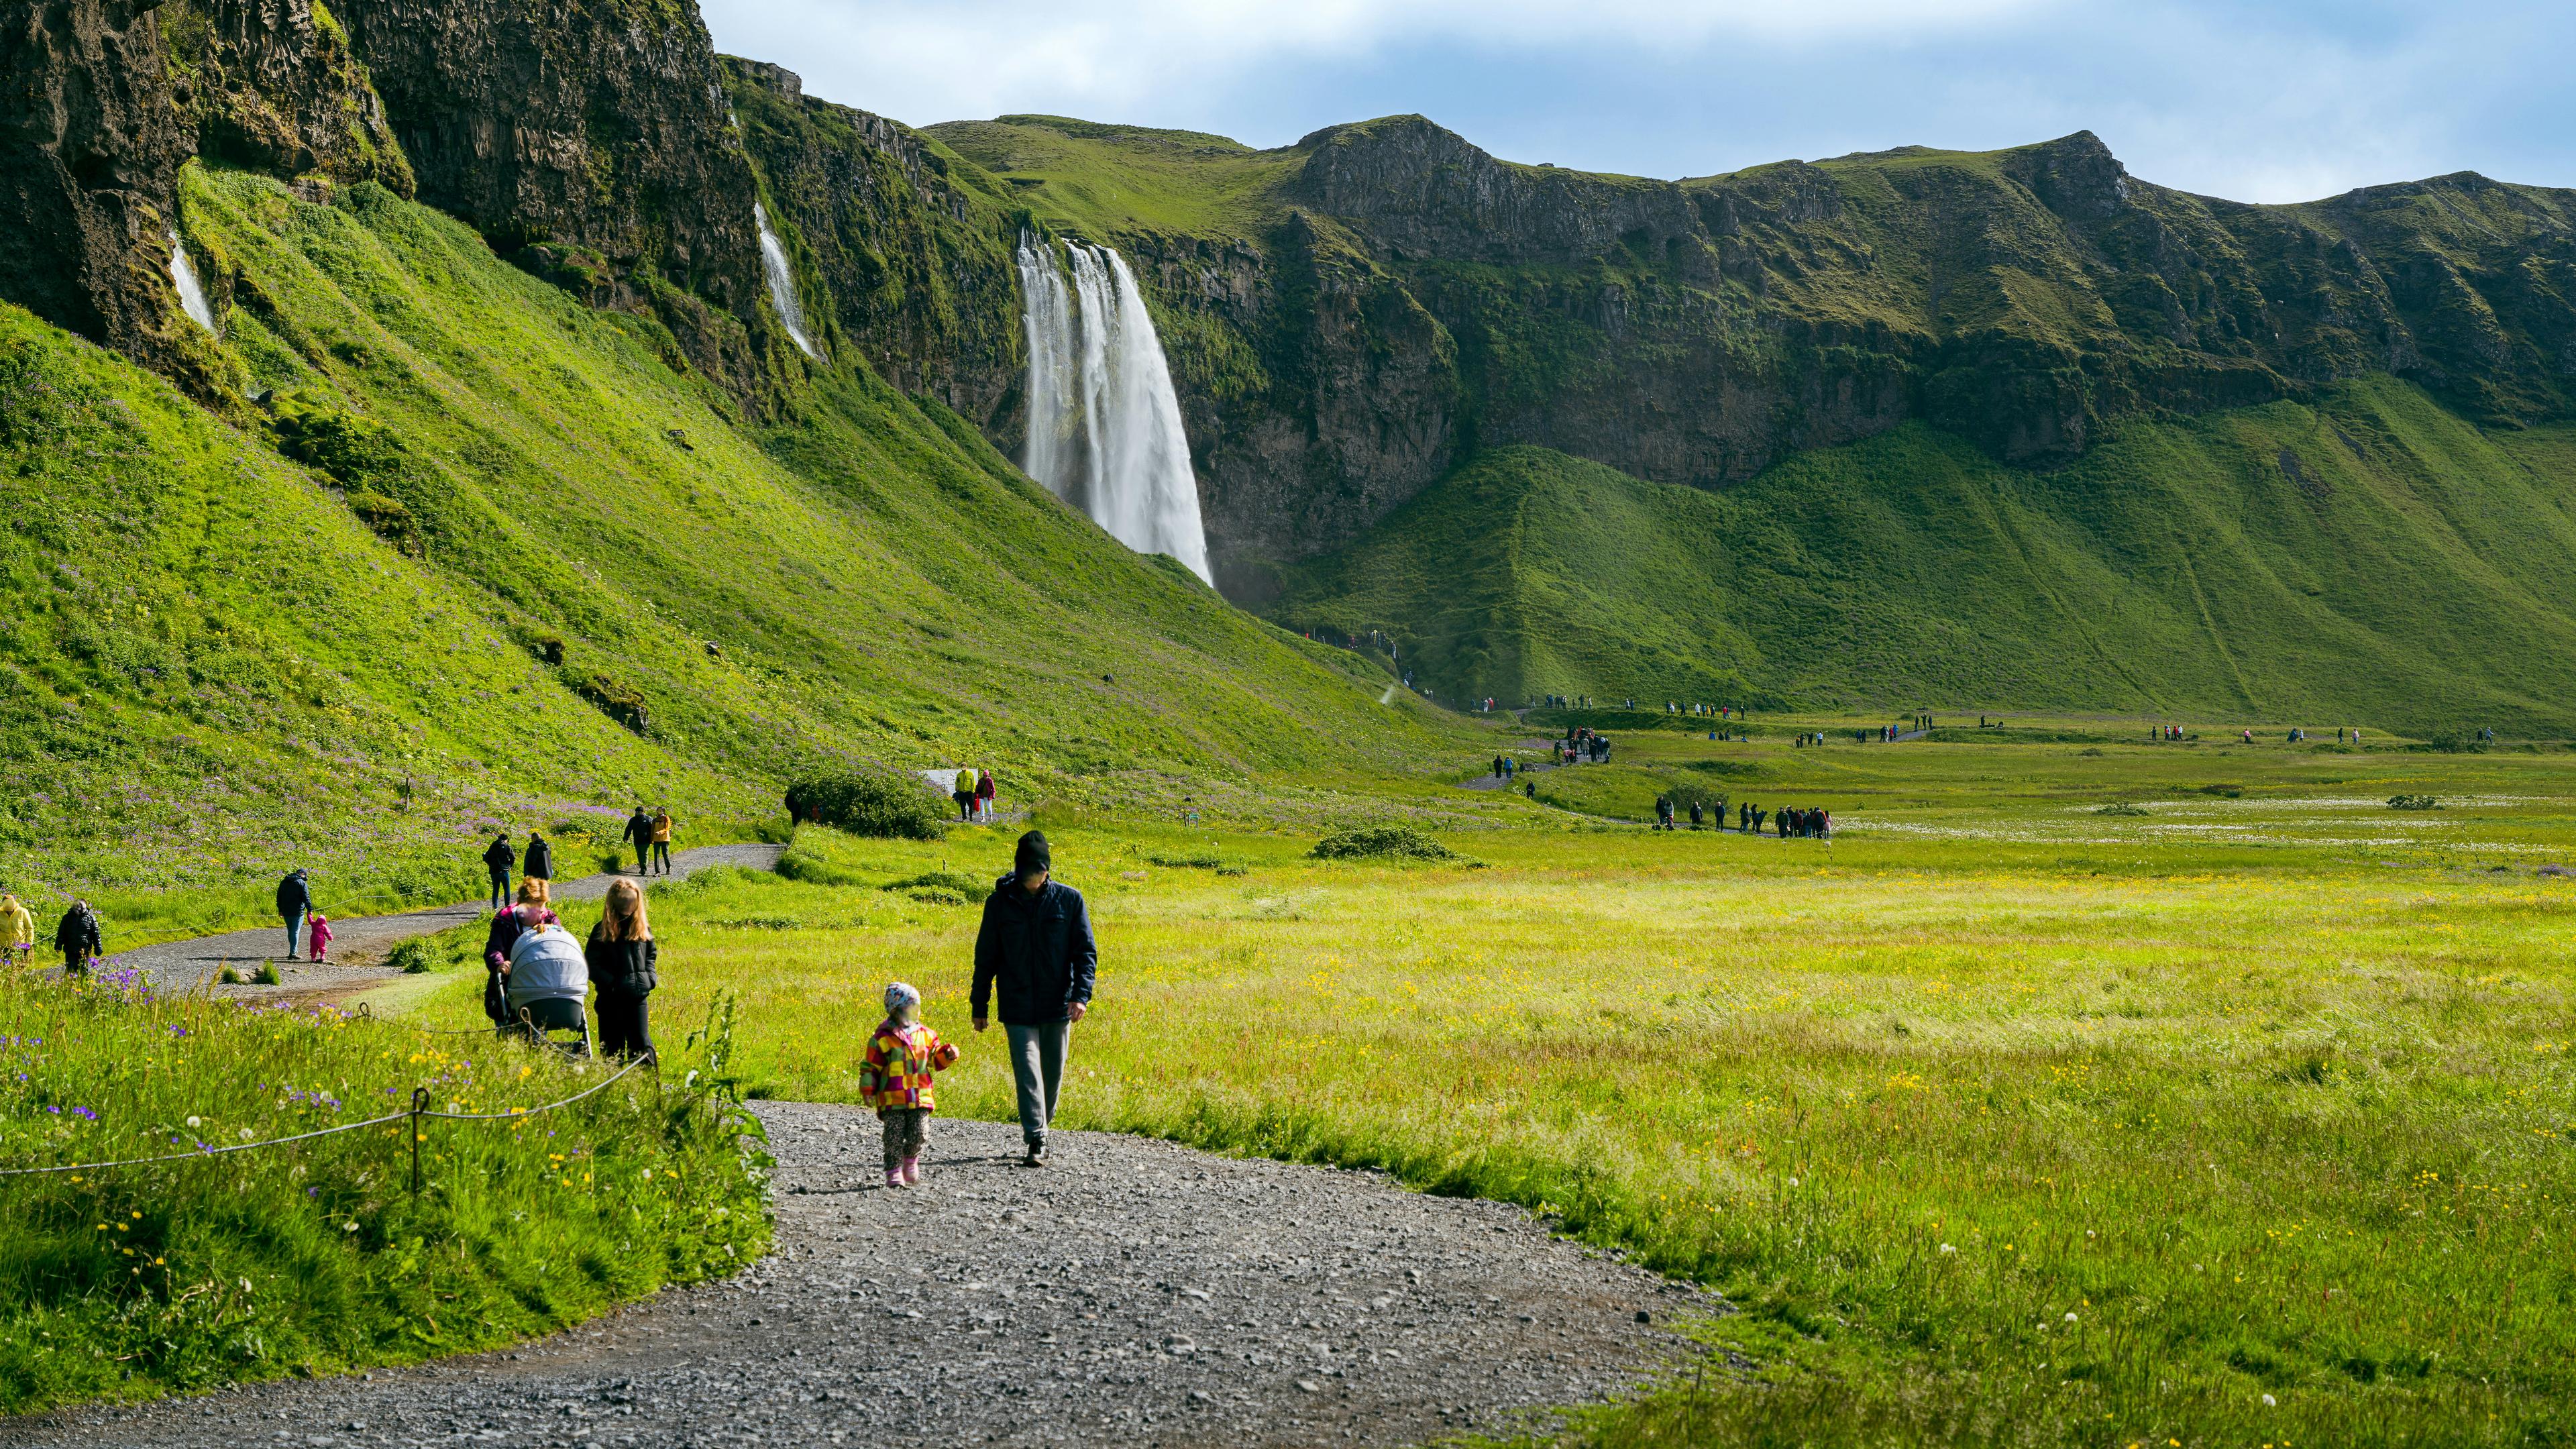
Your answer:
[523,829,555,885]
[954,767,979,823]
[861,981,960,1189]
[975,770,998,824]
[651,808,675,875]
[54,898,100,976]
[972,830,1097,1167]
[274,869,313,961]
[623,806,655,875]
[306,912,333,965]
[1,893,32,966]
[482,832,515,911]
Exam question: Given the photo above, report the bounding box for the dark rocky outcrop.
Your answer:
[325,0,780,406]
[158,0,413,194]
[0,0,191,374]
[720,57,1020,426]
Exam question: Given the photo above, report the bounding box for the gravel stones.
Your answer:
[4,1104,1709,1446]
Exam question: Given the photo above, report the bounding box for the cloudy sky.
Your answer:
[698,0,2573,203]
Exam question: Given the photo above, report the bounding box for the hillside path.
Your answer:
[111,844,787,996]
[3,1108,1705,1448]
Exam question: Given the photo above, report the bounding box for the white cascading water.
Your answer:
[753,202,816,359]
[1015,231,1212,583]
[168,231,216,333]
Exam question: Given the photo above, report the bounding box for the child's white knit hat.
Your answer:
[884,981,921,1017]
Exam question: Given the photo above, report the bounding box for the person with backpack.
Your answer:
[522,829,555,885]
[975,771,998,824]
[623,806,654,875]
[954,767,979,823]
[275,869,313,960]
[482,833,515,911]
[54,900,101,976]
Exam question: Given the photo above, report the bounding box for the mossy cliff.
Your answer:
[930,115,2576,600]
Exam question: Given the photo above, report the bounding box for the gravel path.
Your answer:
[4,1108,1709,1448]
[109,845,787,997]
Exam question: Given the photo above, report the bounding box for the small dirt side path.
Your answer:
[4,1108,1708,1448]
[111,845,787,998]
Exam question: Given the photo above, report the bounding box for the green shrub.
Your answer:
[2388,794,2440,810]
[252,960,282,985]
[882,870,992,902]
[784,770,949,841]
[1311,825,1459,861]
[2095,803,2150,816]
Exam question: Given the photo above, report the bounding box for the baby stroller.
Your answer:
[505,923,593,1058]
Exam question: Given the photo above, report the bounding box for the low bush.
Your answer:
[784,770,949,841]
[882,871,993,906]
[2388,794,2440,810]
[1310,825,1460,862]
[2095,803,2151,816]
[0,973,767,1411]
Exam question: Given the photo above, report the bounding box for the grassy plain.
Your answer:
[392,724,2575,1447]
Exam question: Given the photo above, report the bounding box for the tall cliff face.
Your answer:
[934,115,2576,596]
[0,0,191,374]
[158,0,413,195]
[323,0,782,405]
[720,58,1020,428]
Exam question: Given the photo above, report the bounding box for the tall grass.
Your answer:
[0,969,768,1411]
[477,746,2576,1448]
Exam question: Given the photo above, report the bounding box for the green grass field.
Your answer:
[378,722,2575,1447]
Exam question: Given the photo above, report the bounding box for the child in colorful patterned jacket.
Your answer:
[857,981,961,1188]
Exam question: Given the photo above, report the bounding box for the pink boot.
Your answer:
[901,1157,922,1186]
[883,1166,904,1190]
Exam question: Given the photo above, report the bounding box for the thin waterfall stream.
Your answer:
[168,232,216,333]
[1015,231,1212,583]
[755,203,817,359]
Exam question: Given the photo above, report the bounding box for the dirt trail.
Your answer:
[1,1109,1707,1448]
[108,844,786,1000]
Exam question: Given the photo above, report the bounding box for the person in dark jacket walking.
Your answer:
[482,833,515,912]
[971,831,1095,1167]
[54,900,101,976]
[622,807,653,875]
[274,869,313,960]
[585,877,658,1059]
[522,830,554,885]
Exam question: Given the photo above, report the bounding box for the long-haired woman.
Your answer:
[586,877,658,1059]
[483,877,558,1032]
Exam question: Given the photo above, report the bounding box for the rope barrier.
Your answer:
[0,1052,653,1179]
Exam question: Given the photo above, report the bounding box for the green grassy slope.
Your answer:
[1272,376,2576,731]
[0,162,1473,910]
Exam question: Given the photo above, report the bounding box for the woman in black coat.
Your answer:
[585,877,657,1059]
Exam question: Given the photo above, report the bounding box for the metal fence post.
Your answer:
[409,1087,428,1195]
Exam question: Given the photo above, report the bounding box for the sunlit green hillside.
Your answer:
[1273,378,2576,731]
[0,164,1472,907]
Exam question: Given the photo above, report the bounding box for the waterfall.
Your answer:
[753,203,816,359]
[1015,231,1212,584]
[168,231,216,334]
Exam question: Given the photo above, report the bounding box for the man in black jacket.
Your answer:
[275,869,313,959]
[522,830,554,886]
[622,806,653,875]
[971,831,1095,1167]
[482,833,515,911]
[54,900,101,976]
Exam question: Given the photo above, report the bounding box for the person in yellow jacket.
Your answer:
[953,767,977,823]
[1,894,32,966]
[649,808,674,875]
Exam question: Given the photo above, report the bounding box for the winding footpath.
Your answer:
[5,852,1710,1448]
[113,845,788,997]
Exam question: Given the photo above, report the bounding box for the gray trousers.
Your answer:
[1005,1020,1071,1148]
